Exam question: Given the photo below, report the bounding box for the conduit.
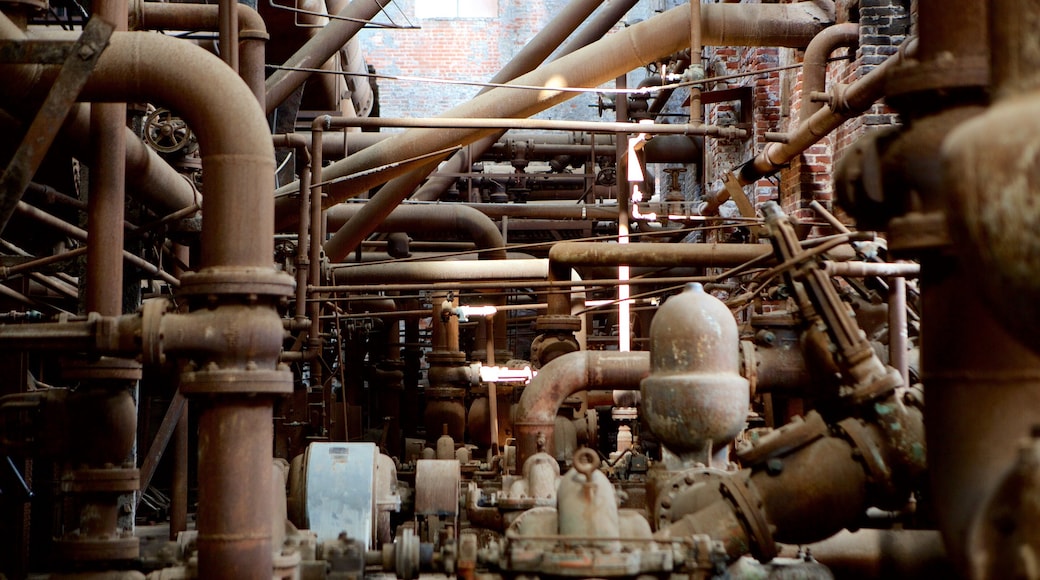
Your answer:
[514,350,649,467]
[308,1,831,261]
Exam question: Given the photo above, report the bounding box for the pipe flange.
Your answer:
[140,298,171,367]
[718,474,777,562]
[534,315,582,332]
[886,55,989,99]
[178,267,295,298]
[425,387,466,401]
[426,351,467,366]
[836,417,898,504]
[654,469,726,529]
[179,367,293,395]
[55,534,139,562]
[60,356,143,381]
[61,467,140,493]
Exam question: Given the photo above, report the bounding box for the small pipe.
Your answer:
[330,259,549,284]
[801,23,859,121]
[689,0,703,125]
[308,116,745,136]
[218,0,238,72]
[823,261,920,278]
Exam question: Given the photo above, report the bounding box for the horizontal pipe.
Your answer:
[326,203,506,260]
[319,116,747,136]
[330,259,549,284]
[550,241,776,268]
[822,261,920,278]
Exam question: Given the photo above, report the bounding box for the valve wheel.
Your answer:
[145,108,195,154]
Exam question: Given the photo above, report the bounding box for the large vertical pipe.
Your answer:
[196,401,273,577]
[86,0,128,316]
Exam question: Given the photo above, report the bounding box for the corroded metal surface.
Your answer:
[641,283,749,466]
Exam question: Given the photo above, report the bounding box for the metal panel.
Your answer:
[304,442,377,547]
[415,460,460,516]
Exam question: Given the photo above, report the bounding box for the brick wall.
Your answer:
[360,0,651,122]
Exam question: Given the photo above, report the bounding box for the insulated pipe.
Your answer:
[515,350,649,467]
[5,31,286,577]
[415,202,619,221]
[800,22,859,121]
[330,259,549,284]
[263,0,386,114]
[291,2,831,258]
[326,203,506,260]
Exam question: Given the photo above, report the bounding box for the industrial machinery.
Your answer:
[0,0,1035,578]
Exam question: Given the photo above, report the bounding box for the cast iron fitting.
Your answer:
[158,304,292,396]
[641,283,749,467]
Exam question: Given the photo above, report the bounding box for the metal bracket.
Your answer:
[0,17,115,235]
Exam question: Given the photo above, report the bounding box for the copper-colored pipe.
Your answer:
[219,0,238,72]
[53,32,282,577]
[306,116,744,135]
[800,22,859,121]
[264,0,386,114]
[306,1,831,260]
[515,350,649,466]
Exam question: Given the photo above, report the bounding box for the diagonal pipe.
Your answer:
[303,1,831,261]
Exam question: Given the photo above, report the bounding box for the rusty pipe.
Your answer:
[385,0,615,207]
[801,22,859,121]
[330,259,549,284]
[326,203,506,260]
[130,0,269,107]
[263,0,386,114]
[515,350,649,467]
[273,133,312,324]
[279,2,831,257]
[709,36,915,210]
[45,31,285,577]
[219,0,238,72]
